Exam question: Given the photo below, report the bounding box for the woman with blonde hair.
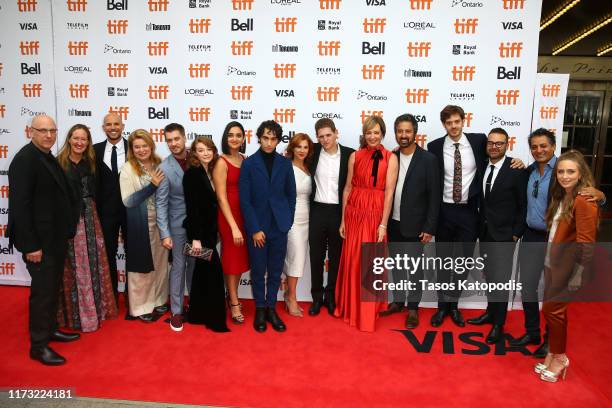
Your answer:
[119,129,168,322]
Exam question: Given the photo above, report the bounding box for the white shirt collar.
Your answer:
[321,144,340,158]
[487,156,506,169]
[444,133,469,148]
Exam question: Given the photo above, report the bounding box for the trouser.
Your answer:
[99,212,127,297]
[309,202,342,302]
[542,301,568,353]
[519,226,547,337]
[480,228,515,326]
[388,219,423,310]
[168,228,195,315]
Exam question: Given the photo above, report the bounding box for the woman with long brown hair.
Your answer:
[56,124,118,332]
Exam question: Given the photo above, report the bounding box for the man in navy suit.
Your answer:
[239,120,296,333]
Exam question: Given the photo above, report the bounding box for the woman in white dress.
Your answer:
[283,133,314,317]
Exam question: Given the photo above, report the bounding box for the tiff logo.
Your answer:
[363,18,386,33]
[0,63,3,77]
[405,88,429,103]
[231,41,253,56]
[68,41,89,55]
[148,0,169,11]
[189,63,210,78]
[410,0,432,9]
[317,86,340,102]
[496,90,520,105]
[107,19,128,34]
[274,63,296,78]
[69,84,89,98]
[274,108,296,123]
[465,112,473,127]
[0,185,9,198]
[148,41,169,56]
[414,135,428,147]
[0,145,7,158]
[0,263,16,276]
[0,224,7,238]
[148,85,169,99]
[107,63,128,77]
[499,42,523,57]
[232,0,254,10]
[502,0,525,9]
[22,83,42,97]
[190,18,211,33]
[318,41,341,56]
[540,106,559,119]
[452,65,476,81]
[361,110,383,124]
[407,41,431,57]
[0,105,5,118]
[275,17,297,32]
[542,84,561,97]
[231,85,253,100]
[109,106,129,120]
[20,41,40,55]
[150,128,164,142]
[67,0,87,11]
[189,107,211,121]
[18,0,37,12]
[454,18,478,34]
[319,0,341,9]
[362,64,385,80]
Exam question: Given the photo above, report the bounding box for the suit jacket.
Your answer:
[239,150,296,235]
[392,145,441,237]
[308,143,354,212]
[7,142,78,254]
[182,166,217,248]
[156,154,187,239]
[427,132,487,205]
[479,156,528,241]
[94,139,128,217]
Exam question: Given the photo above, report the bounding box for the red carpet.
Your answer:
[1,285,611,407]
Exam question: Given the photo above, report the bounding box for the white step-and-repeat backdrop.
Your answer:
[1,0,543,302]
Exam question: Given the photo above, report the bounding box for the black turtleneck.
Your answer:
[260,149,275,178]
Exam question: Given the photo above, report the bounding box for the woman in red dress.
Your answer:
[212,121,250,324]
[335,116,398,332]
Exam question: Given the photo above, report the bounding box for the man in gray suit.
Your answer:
[156,123,195,332]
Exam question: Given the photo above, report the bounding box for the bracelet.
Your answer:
[379,224,387,229]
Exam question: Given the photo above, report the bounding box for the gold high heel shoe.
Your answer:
[534,353,553,374]
[284,298,303,317]
[540,355,569,382]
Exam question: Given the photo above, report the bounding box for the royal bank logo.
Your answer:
[107,87,128,96]
[189,0,212,8]
[104,44,131,54]
[450,92,475,101]
[490,115,521,127]
[317,19,341,31]
[452,44,477,56]
[357,90,387,101]
[403,21,435,30]
[227,65,256,76]
[230,109,253,120]
[272,44,299,53]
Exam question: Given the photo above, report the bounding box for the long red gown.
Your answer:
[334,145,390,332]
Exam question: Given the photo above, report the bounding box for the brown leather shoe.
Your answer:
[379,302,405,317]
[405,310,419,329]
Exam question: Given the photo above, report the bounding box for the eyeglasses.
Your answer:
[532,179,539,198]
[486,141,506,148]
[31,127,58,135]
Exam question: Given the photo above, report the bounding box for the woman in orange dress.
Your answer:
[334,116,398,332]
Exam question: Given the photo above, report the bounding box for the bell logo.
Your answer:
[0,145,8,158]
[0,105,5,118]
[496,90,520,105]
[19,41,40,55]
[68,41,89,55]
[502,0,524,9]
[148,0,169,11]
[540,106,559,119]
[0,185,9,198]
[18,0,37,12]
[465,112,473,127]
[415,134,427,147]
[107,19,128,34]
[542,84,561,97]
[189,107,211,121]
[148,41,169,56]
[316,86,340,102]
[109,106,129,120]
[273,108,296,123]
[231,41,254,56]
[363,18,386,33]
[230,85,253,100]
[274,63,296,79]
[499,42,523,58]
[69,84,89,98]
[507,136,516,151]
[361,64,385,80]
[452,66,476,81]
[232,0,254,10]
[148,107,169,119]
[190,18,211,33]
[107,63,128,77]
[410,0,432,9]
[67,0,87,11]
[360,110,383,124]
[107,0,128,10]
[189,63,210,78]
[275,17,297,32]
[319,0,341,9]
[0,263,16,276]
[318,41,341,56]
[407,42,431,57]
[149,128,164,142]
[405,88,429,104]
[148,85,169,99]
[22,83,42,97]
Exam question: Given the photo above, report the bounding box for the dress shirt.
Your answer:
[526,155,557,231]
[442,133,476,204]
[314,145,341,204]
[103,139,126,172]
[392,151,414,221]
[482,156,505,198]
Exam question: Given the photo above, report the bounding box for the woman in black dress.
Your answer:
[182,136,229,332]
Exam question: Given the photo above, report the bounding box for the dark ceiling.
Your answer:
[538,0,612,56]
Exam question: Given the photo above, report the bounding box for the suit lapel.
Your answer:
[39,154,69,197]
[168,155,183,181]
[252,150,269,182]
[489,156,511,197]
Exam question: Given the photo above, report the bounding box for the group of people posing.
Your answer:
[7,105,604,384]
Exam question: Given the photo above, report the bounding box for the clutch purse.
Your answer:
[183,242,213,261]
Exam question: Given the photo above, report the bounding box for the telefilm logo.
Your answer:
[357,90,387,101]
[227,66,256,76]
[452,44,476,56]
[67,0,87,11]
[104,44,131,54]
[188,44,212,52]
[490,115,521,127]
[450,92,475,101]
[107,0,127,10]
[189,0,212,8]
[146,23,171,31]
[316,66,341,75]
[403,21,435,31]
[67,22,89,30]
[19,22,37,30]
[317,19,341,30]
[107,87,128,96]
[272,44,299,53]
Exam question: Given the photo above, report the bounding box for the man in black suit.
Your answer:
[467,128,527,344]
[94,113,128,299]
[8,115,80,365]
[380,114,440,328]
[308,118,354,316]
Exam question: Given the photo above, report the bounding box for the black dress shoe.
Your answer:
[309,300,323,316]
[254,307,267,332]
[30,346,66,366]
[266,307,287,332]
[467,312,492,326]
[450,309,465,327]
[137,313,155,323]
[508,333,541,347]
[379,302,405,317]
[430,309,447,327]
[50,330,80,342]
[154,304,169,315]
[324,297,336,316]
[405,310,419,329]
[486,325,504,344]
[533,341,549,359]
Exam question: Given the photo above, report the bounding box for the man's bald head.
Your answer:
[102,112,124,143]
[30,115,58,153]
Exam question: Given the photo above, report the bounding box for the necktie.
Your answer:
[452,143,462,203]
[485,164,495,198]
[111,145,118,176]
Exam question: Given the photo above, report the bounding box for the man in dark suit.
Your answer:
[467,128,527,344]
[8,115,80,365]
[239,120,296,333]
[380,114,440,328]
[94,113,128,300]
[307,118,354,316]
